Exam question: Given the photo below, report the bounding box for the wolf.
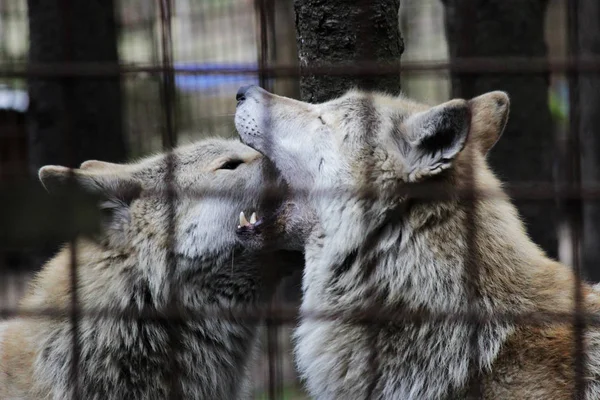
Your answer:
[0,138,302,399]
[235,85,600,399]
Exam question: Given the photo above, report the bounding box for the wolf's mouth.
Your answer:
[237,211,263,231]
[236,209,269,241]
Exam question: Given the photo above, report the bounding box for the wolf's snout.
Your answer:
[236,85,253,103]
[236,85,263,103]
[236,85,270,105]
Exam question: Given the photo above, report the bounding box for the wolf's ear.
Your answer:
[402,99,470,181]
[39,165,141,236]
[39,166,140,202]
[468,91,509,154]
[79,160,125,171]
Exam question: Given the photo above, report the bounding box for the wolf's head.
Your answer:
[235,85,509,208]
[37,138,299,300]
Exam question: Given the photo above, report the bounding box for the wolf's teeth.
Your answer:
[250,212,257,224]
[240,211,250,227]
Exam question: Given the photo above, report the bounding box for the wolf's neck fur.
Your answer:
[23,240,264,400]
[296,162,547,399]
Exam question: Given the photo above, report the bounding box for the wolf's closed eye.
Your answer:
[219,160,244,170]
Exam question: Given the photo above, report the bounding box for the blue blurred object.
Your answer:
[0,85,29,112]
[174,62,269,93]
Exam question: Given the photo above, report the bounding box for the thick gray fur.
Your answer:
[0,138,301,399]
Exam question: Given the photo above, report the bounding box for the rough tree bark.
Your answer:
[285,2,403,392]
[285,2,402,302]
[285,1,402,301]
[578,0,600,281]
[272,0,301,99]
[442,0,558,259]
[26,0,127,264]
[293,0,404,103]
[27,0,127,173]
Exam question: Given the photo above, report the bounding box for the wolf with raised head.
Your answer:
[235,85,600,399]
[0,138,302,399]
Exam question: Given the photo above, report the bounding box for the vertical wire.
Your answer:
[452,0,483,398]
[158,1,182,399]
[59,0,80,397]
[254,0,282,397]
[566,0,587,397]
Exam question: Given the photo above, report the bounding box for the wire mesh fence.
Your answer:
[0,0,596,399]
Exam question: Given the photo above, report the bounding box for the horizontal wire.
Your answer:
[2,303,600,328]
[2,56,600,78]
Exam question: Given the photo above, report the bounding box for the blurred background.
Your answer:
[0,0,592,398]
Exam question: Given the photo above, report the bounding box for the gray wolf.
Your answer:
[0,138,301,399]
[235,85,600,399]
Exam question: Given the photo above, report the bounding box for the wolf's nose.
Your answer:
[236,85,253,102]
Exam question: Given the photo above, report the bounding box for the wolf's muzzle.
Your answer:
[236,85,254,104]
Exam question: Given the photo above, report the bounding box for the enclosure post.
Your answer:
[442,0,558,259]
[577,0,600,282]
[26,0,127,267]
[26,0,126,171]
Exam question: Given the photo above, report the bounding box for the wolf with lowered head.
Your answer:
[0,138,302,399]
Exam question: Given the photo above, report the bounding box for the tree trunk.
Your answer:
[293,0,404,103]
[27,0,127,172]
[578,0,600,281]
[26,0,127,264]
[286,1,403,302]
[272,0,301,99]
[442,0,558,259]
[287,2,403,393]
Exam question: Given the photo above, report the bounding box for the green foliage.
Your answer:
[548,88,567,126]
